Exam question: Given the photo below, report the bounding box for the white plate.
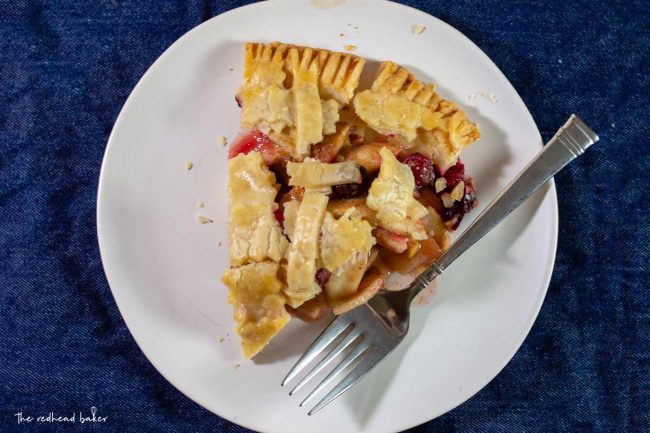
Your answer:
[97,1,558,432]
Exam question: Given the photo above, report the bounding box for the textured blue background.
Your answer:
[1,0,648,431]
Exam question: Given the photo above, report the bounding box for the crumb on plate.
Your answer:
[197,215,213,224]
[197,201,205,208]
[217,241,223,246]
[414,25,426,34]
[344,44,357,52]
[184,161,193,170]
[217,135,228,147]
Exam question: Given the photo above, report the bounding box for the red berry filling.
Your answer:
[332,183,363,199]
[229,129,293,173]
[274,209,285,227]
[315,268,331,288]
[443,160,465,188]
[401,153,434,189]
[228,129,272,159]
[430,159,477,229]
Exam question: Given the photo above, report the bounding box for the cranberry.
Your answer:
[402,153,434,188]
[440,182,477,230]
[274,209,284,227]
[332,183,363,199]
[401,153,434,189]
[315,268,331,288]
[443,160,465,188]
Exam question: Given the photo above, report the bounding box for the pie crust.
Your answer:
[353,61,480,170]
[237,42,365,159]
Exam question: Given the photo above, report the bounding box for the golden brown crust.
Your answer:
[353,61,480,170]
[245,42,366,104]
[239,42,366,158]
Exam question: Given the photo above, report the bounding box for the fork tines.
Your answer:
[281,307,392,415]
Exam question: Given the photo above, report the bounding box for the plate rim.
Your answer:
[96,0,559,430]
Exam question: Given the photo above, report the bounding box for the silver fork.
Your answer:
[282,114,599,415]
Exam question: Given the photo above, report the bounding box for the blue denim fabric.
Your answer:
[0,0,647,432]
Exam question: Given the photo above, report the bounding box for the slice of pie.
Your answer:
[222,42,480,359]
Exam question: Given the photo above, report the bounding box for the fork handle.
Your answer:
[411,114,599,294]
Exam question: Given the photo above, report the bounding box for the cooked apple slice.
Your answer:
[325,252,368,304]
[423,206,452,251]
[331,268,385,315]
[373,227,408,253]
[285,292,329,322]
[312,123,352,163]
[340,142,402,172]
[327,197,377,225]
[380,237,442,275]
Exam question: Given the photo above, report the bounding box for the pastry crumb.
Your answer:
[197,201,205,208]
[217,241,223,246]
[344,44,357,52]
[229,67,234,71]
[233,363,240,370]
[339,33,345,36]
[218,336,225,343]
[184,161,193,170]
[217,135,228,147]
[197,215,213,224]
[413,25,426,34]
[468,91,497,103]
